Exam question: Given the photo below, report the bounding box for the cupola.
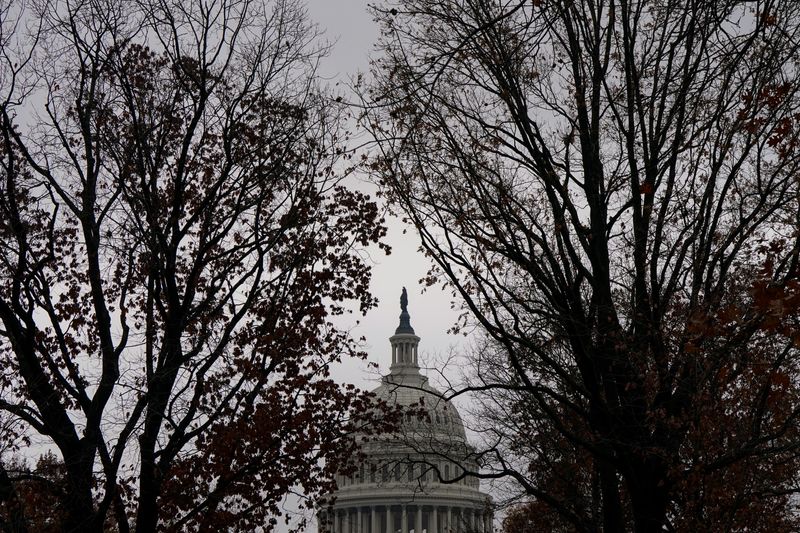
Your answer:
[389,287,421,370]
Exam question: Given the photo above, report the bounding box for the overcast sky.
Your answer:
[278,3,483,527]
[303,0,468,394]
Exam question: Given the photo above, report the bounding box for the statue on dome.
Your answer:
[400,287,408,313]
[396,287,414,335]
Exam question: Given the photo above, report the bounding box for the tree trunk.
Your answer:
[134,465,159,533]
[62,463,99,533]
[134,412,165,533]
[598,461,625,533]
[626,462,670,533]
[0,464,27,533]
[134,371,178,533]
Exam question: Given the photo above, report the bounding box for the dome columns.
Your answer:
[390,334,421,367]
[320,504,493,533]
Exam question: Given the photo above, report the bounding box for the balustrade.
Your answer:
[321,504,492,533]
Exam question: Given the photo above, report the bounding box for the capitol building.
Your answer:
[319,290,493,533]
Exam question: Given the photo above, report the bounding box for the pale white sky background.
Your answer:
[276,2,488,529]
[303,0,468,394]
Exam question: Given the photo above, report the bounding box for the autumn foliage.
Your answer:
[0,0,390,531]
[365,0,800,531]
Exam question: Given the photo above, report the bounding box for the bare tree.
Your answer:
[0,0,390,531]
[365,0,800,531]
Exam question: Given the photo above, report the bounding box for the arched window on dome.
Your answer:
[370,463,376,483]
[382,462,389,482]
[444,463,450,481]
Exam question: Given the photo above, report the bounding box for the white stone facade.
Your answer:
[318,294,492,533]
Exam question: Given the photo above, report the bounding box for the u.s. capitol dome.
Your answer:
[319,290,492,533]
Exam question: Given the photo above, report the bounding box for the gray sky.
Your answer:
[307,0,378,78]
[304,0,467,393]
[279,3,486,528]
[269,3,475,527]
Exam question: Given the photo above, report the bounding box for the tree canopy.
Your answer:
[0,0,390,531]
[365,0,800,531]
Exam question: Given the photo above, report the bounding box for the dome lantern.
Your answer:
[389,287,421,369]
